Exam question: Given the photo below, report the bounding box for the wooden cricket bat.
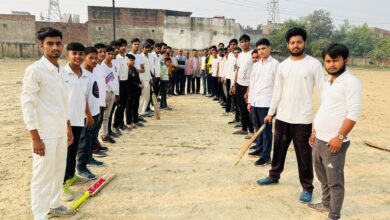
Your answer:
[71,174,116,210]
[150,87,161,120]
[234,124,267,166]
[363,140,390,152]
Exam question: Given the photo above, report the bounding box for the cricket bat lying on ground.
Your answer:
[234,124,267,166]
[150,87,161,120]
[71,174,116,210]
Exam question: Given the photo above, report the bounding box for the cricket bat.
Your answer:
[150,87,161,120]
[234,124,267,166]
[71,173,116,210]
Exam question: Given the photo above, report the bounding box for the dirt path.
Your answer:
[0,59,389,220]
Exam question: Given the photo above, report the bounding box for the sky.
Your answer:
[1,0,390,30]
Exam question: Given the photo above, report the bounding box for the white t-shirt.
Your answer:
[101,61,119,95]
[211,57,219,77]
[83,67,101,117]
[314,71,362,142]
[94,64,107,107]
[140,53,152,81]
[236,50,253,86]
[61,64,89,127]
[268,55,324,124]
[116,54,128,81]
[128,52,144,72]
[151,51,161,77]
[225,53,236,80]
[248,56,279,107]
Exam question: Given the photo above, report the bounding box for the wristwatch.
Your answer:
[337,134,345,140]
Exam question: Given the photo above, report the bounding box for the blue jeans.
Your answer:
[251,107,272,160]
[201,70,207,95]
[77,114,100,170]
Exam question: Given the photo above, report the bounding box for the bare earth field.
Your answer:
[0,59,389,220]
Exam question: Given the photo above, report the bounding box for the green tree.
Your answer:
[369,37,390,65]
[304,10,334,41]
[331,20,351,42]
[342,24,378,57]
[310,38,332,58]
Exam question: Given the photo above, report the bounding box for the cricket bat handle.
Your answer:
[71,192,90,209]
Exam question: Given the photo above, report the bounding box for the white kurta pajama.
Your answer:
[21,56,69,220]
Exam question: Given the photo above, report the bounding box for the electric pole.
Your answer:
[48,0,62,22]
[112,0,116,41]
[267,0,279,24]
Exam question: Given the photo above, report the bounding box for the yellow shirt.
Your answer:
[207,55,214,74]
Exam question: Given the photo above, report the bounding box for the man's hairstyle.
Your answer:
[255,38,271,47]
[161,42,168,47]
[192,49,198,52]
[37,27,62,42]
[131,38,140,44]
[110,40,122,47]
[239,34,250,42]
[145,39,155,46]
[322,43,349,60]
[218,42,225,47]
[125,54,136,60]
[165,57,172,62]
[105,46,115,52]
[229,38,238,45]
[155,43,163,48]
[209,45,217,50]
[203,48,209,51]
[251,50,258,55]
[234,47,242,52]
[85,47,98,55]
[167,46,172,50]
[142,43,152,49]
[117,38,128,46]
[285,27,307,43]
[66,42,85,52]
[94,43,106,49]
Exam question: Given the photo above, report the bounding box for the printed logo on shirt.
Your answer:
[105,72,115,84]
[92,81,99,98]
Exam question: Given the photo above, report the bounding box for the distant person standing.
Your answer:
[176,49,186,95]
[21,27,75,219]
[308,43,362,220]
[200,49,209,95]
[258,28,324,204]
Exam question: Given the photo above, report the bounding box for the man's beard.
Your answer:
[289,47,305,57]
[326,64,346,76]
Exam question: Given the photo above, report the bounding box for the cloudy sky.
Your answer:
[1,0,390,30]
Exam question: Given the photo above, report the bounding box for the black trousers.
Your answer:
[64,126,82,182]
[77,114,99,170]
[232,92,240,122]
[126,87,141,124]
[169,74,175,95]
[218,79,226,102]
[177,70,185,94]
[114,81,129,128]
[160,80,169,108]
[225,79,232,112]
[153,77,160,96]
[236,83,253,132]
[206,74,212,95]
[186,75,195,94]
[269,119,314,192]
[108,102,116,133]
[195,77,200,93]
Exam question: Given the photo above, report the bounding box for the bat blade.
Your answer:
[234,124,267,166]
[152,94,161,120]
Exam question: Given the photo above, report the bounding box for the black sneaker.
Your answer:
[100,146,109,152]
[249,145,257,151]
[109,129,121,137]
[138,117,147,123]
[136,122,145,127]
[87,158,105,167]
[234,123,242,128]
[101,135,116,144]
[92,150,107,157]
[228,120,238,124]
[113,127,123,135]
[248,150,261,157]
[255,158,271,167]
[76,168,97,180]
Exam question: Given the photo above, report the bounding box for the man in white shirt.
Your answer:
[258,28,324,204]
[246,38,279,166]
[232,34,254,138]
[307,43,362,220]
[60,42,93,202]
[200,49,209,95]
[176,49,187,95]
[223,39,237,114]
[21,27,75,219]
[139,43,153,116]
[151,43,162,99]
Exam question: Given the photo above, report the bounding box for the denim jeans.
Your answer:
[251,107,272,160]
[77,114,100,170]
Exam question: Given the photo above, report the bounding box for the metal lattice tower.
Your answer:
[48,0,62,22]
[267,0,279,24]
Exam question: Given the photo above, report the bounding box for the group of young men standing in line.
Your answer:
[21,27,183,219]
[201,28,362,220]
[21,25,362,220]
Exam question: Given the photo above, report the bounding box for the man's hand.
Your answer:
[32,138,45,156]
[230,86,236,95]
[327,137,343,153]
[309,131,316,147]
[139,83,144,89]
[244,92,248,103]
[67,126,74,146]
[264,115,273,123]
[247,104,252,113]
[86,114,94,129]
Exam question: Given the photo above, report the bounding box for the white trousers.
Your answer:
[138,80,151,115]
[31,136,67,220]
[101,91,115,137]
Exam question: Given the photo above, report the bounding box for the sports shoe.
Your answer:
[109,130,120,138]
[228,120,238,124]
[308,202,330,212]
[256,177,279,185]
[136,122,145,127]
[300,191,313,203]
[101,135,116,144]
[48,205,76,218]
[248,150,261,157]
[92,150,107,157]
[249,145,258,151]
[245,132,254,139]
[87,158,105,167]
[61,183,74,202]
[66,176,78,186]
[139,117,147,123]
[254,158,271,167]
[234,123,242,128]
[76,168,96,180]
[233,130,248,135]
[99,146,109,152]
[119,125,131,131]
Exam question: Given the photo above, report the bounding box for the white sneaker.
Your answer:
[60,184,74,202]
[48,205,76,218]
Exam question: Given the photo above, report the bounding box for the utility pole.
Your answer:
[48,0,62,22]
[267,0,279,24]
[112,0,116,41]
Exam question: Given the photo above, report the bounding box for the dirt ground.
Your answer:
[0,59,389,220]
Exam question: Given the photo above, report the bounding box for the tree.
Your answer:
[331,20,351,43]
[304,10,334,41]
[369,37,390,66]
[310,38,331,58]
[342,24,378,57]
